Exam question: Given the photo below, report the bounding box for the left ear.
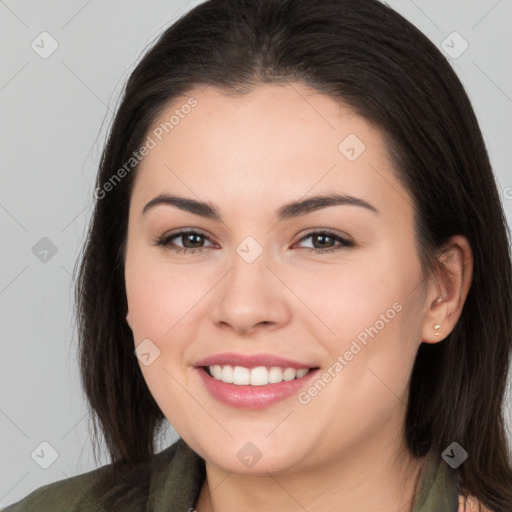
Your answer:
[421,235,473,344]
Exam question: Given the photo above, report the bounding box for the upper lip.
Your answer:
[194,352,317,369]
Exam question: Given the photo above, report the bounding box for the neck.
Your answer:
[194,432,426,512]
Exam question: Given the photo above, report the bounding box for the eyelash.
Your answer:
[154,229,355,255]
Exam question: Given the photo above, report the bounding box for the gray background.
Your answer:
[1,0,511,507]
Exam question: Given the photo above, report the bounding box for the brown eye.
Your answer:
[176,232,207,248]
[296,231,355,254]
[155,229,215,254]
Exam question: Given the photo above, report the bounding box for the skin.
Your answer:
[124,83,473,512]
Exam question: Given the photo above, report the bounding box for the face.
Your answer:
[124,83,431,475]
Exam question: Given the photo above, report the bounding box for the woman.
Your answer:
[4,0,511,511]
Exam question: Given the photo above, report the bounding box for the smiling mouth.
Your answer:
[202,365,318,386]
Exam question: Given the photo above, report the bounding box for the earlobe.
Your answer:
[126,312,132,328]
[421,235,473,344]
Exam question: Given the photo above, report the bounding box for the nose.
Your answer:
[209,248,291,336]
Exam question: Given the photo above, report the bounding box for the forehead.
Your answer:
[131,83,411,220]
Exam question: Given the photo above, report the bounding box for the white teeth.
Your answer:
[268,366,283,384]
[208,365,311,385]
[212,365,222,380]
[250,366,268,386]
[282,368,296,381]
[221,365,234,383]
[232,366,250,385]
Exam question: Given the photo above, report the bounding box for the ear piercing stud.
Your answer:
[434,298,443,335]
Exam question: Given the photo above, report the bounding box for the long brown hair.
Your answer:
[75,1,512,510]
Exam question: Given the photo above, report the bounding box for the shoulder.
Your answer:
[1,441,184,512]
[458,494,493,512]
[1,463,114,512]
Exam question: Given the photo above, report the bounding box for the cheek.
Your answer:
[301,253,417,352]
[124,248,201,428]
[303,247,423,400]
[124,244,209,342]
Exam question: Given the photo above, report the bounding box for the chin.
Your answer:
[192,435,311,475]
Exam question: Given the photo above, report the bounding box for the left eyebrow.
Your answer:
[141,192,379,221]
[274,193,379,221]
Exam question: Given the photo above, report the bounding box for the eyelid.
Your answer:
[156,227,217,247]
[155,228,352,245]
[295,228,353,244]
[154,227,355,256]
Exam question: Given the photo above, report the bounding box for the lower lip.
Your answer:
[196,367,319,410]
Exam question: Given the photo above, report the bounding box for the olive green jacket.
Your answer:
[2,438,459,511]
